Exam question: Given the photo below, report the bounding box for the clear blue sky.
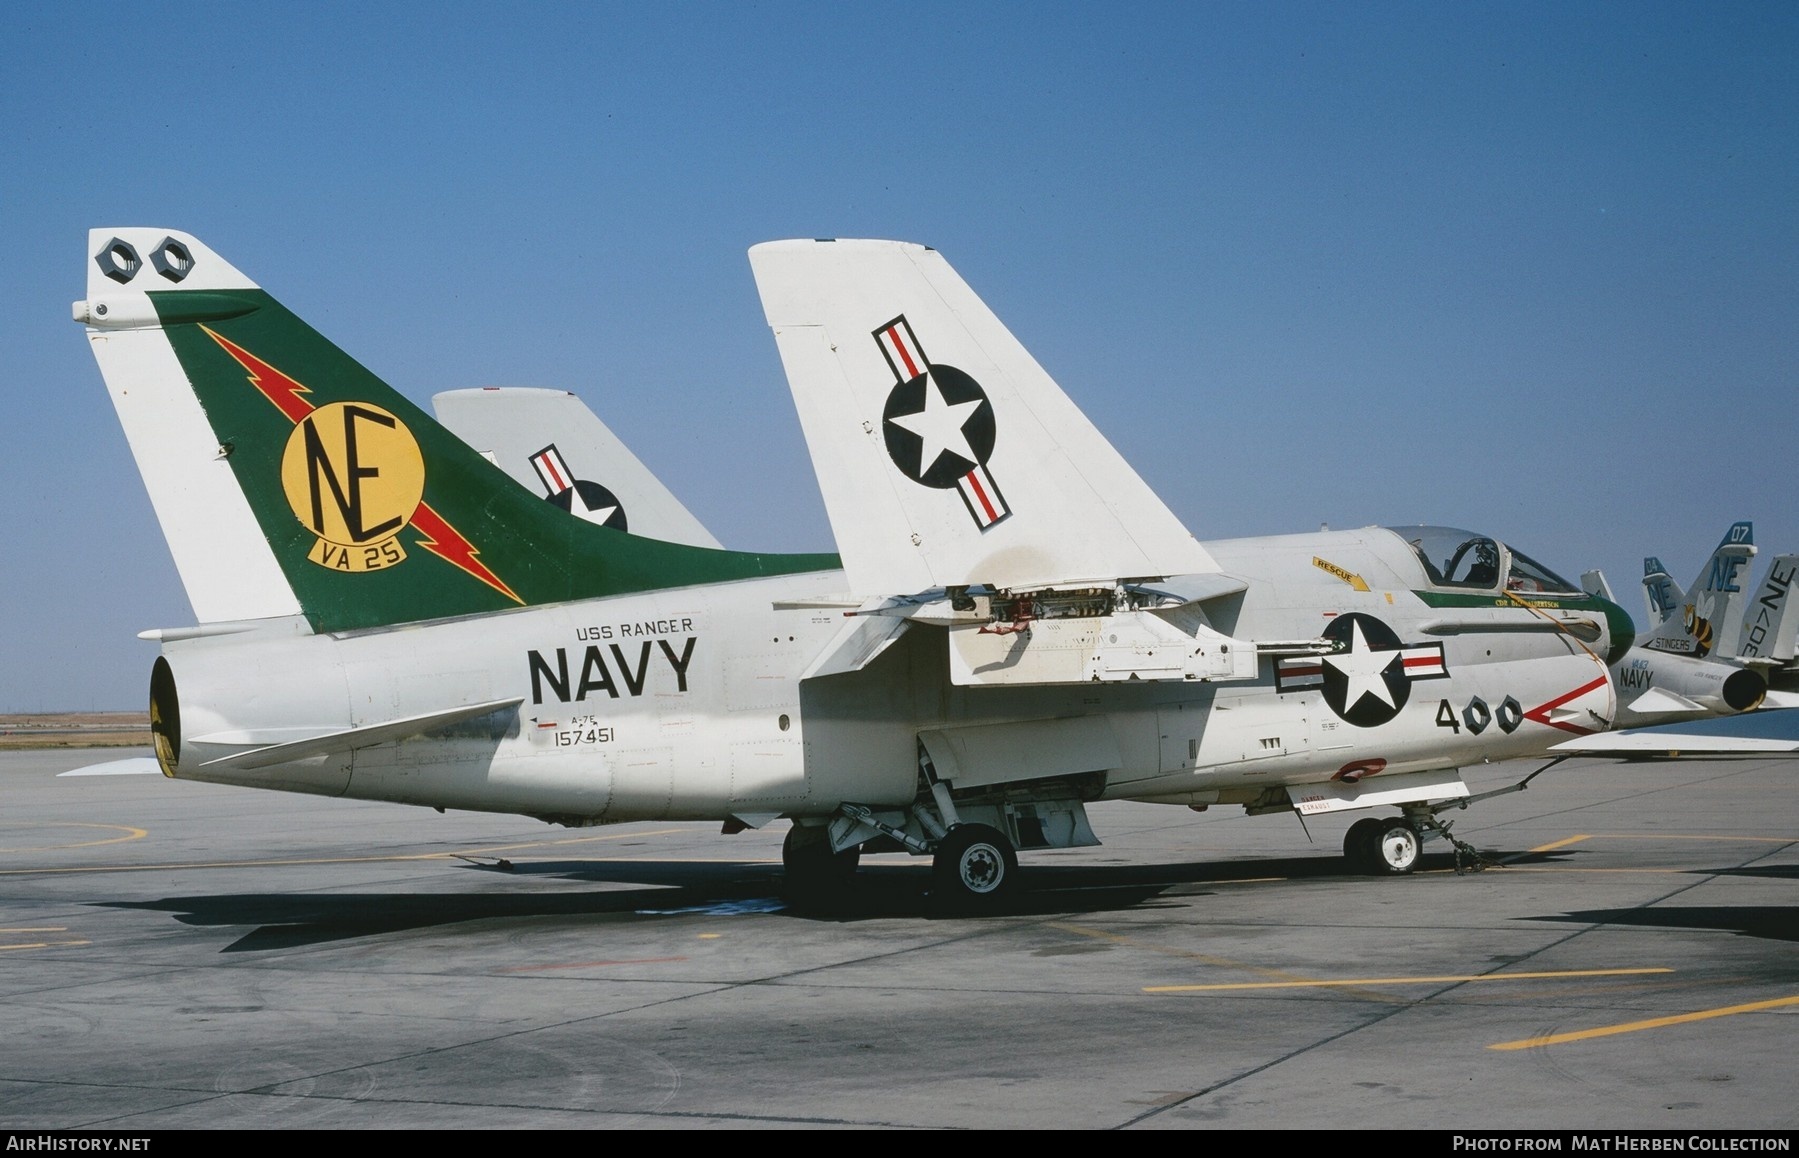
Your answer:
[3,2,1795,710]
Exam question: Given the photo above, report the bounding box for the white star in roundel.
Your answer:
[569,490,619,527]
[888,371,983,478]
[1323,620,1399,713]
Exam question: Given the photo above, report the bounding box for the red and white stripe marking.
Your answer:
[875,316,927,383]
[529,444,574,497]
[956,464,1008,529]
[1277,658,1325,691]
[1398,643,1448,680]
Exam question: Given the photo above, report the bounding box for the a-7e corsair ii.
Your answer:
[75,229,1633,910]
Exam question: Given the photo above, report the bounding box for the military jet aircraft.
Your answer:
[74,229,1632,909]
[1607,523,1772,726]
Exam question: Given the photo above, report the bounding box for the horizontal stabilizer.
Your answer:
[57,757,161,777]
[199,697,523,771]
[750,239,1219,596]
[1622,686,1707,716]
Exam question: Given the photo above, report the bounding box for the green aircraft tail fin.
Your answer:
[77,228,837,633]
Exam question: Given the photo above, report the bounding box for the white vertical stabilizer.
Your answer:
[750,239,1218,597]
[76,229,302,624]
[1641,522,1755,660]
[433,387,723,549]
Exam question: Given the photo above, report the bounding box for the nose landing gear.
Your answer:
[1343,815,1422,874]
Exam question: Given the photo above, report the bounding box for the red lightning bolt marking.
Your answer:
[410,502,522,605]
[202,326,314,422]
[200,326,522,605]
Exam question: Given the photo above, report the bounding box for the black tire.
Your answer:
[931,823,1018,911]
[1370,817,1422,875]
[782,825,860,911]
[1343,817,1384,872]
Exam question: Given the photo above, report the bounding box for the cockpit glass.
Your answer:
[1388,526,1582,595]
[1390,526,1503,590]
[1504,548,1580,595]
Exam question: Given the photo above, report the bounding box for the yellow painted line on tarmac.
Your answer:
[1529,834,1592,852]
[1525,832,1797,858]
[0,823,148,853]
[1052,923,1405,1003]
[0,827,697,875]
[1490,994,1799,1050]
[1537,833,1794,848]
[0,927,67,933]
[0,940,91,951]
[1146,967,1672,994]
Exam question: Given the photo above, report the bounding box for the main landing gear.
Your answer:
[781,815,1024,915]
[782,824,861,912]
[931,823,1018,911]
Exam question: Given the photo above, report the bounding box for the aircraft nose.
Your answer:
[1597,596,1636,665]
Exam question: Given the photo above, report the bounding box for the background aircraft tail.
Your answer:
[749,239,1219,597]
[1640,522,1754,659]
[433,387,723,549]
[1735,553,1799,666]
[1641,556,1684,628]
[77,228,834,633]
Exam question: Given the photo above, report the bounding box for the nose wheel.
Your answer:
[1344,816,1422,875]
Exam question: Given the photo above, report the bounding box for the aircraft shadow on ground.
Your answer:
[90,847,1553,951]
[1700,864,1799,882]
[91,848,1489,949]
[1525,905,1799,944]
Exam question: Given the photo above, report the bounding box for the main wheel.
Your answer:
[1343,817,1384,872]
[931,823,1018,911]
[1371,817,1422,875]
[782,825,861,912]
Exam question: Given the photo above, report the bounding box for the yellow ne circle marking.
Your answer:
[1490,994,1799,1050]
[1145,967,1672,994]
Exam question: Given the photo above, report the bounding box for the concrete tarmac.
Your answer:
[0,747,1795,1130]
